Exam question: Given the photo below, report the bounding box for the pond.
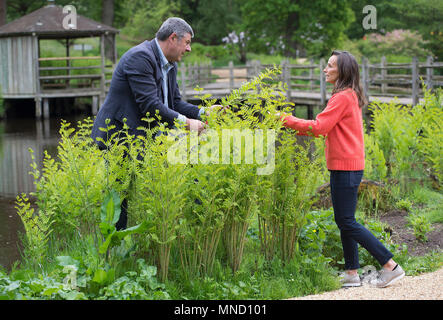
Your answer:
[0,115,86,270]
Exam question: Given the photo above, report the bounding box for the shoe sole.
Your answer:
[341,282,362,288]
[377,272,405,288]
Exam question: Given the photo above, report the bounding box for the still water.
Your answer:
[0,115,86,270]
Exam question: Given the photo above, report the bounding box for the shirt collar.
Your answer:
[154,38,172,70]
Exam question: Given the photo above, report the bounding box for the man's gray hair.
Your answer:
[156,17,194,41]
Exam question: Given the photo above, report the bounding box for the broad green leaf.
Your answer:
[100,189,121,225]
[92,269,108,284]
[99,229,116,254]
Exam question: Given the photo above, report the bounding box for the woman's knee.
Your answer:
[334,216,359,232]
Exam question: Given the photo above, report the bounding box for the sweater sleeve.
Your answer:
[281,91,350,136]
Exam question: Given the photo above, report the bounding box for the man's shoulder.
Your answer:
[120,40,158,69]
[124,40,154,58]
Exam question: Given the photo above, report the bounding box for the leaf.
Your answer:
[100,189,121,225]
[99,221,115,237]
[114,221,149,241]
[56,256,79,268]
[42,286,61,296]
[92,269,108,284]
[99,229,116,254]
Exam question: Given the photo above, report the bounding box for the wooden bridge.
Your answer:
[178,56,443,118]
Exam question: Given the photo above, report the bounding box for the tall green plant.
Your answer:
[415,88,443,187]
[258,132,324,263]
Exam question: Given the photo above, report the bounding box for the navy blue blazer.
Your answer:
[91,39,201,149]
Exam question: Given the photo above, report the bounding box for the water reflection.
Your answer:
[0,116,85,270]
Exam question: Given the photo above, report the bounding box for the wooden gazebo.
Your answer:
[0,3,119,118]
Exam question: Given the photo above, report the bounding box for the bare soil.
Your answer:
[379,209,443,256]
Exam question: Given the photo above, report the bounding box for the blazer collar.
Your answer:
[148,39,176,76]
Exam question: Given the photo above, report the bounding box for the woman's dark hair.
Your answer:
[331,50,367,109]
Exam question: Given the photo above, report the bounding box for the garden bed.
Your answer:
[380,210,443,256]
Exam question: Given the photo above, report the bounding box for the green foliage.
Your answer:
[15,192,53,265]
[368,89,443,192]
[415,88,443,185]
[346,0,443,59]
[240,0,353,57]
[356,30,431,63]
[395,199,413,212]
[98,189,148,259]
[120,0,179,44]
[10,63,442,299]
[407,213,433,243]
[258,134,324,263]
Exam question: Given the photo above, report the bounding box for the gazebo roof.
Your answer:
[0,4,119,38]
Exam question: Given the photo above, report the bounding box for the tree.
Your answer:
[178,0,242,45]
[240,0,354,58]
[346,0,443,59]
[120,0,179,44]
[0,0,6,26]
[102,0,115,62]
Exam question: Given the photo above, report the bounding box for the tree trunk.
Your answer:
[102,0,115,62]
[284,11,303,57]
[0,0,6,27]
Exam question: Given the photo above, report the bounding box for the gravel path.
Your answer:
[289,267,443,300]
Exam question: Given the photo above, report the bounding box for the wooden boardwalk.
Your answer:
[179,57,439,111]
[184,82,421,107]
[2,55,440,118]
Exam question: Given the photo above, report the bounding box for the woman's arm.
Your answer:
[280,92,350,136]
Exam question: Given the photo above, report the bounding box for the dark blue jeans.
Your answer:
[330,170,393,270]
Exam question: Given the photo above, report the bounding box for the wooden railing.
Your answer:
[37,56,103,90]
[178,56,443,106]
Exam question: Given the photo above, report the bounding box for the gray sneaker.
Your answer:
[340,273,362,287]
[375,265,405,288]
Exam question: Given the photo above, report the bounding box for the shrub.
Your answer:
[367,87,443,192]
[407,213,433,242]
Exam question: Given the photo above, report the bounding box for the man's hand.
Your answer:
[186,118,206,134]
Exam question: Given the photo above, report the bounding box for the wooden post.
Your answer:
[92,95,98,115]
[208,60,212,84]
[43,98,49,119]
[381,56,386,94]
[191,62,198,87]
[99,34,106,106]
[319,58,326,107]
[35,98,42,119]
[282,59,291,100]
[66,38,71,88]
[254,60,260,77]
[33,35,42,119]
[411,56,419,106]
[180,63,187,101]
[309,58,314,91]
[361,57,369,103]
[426,55,433,91]
[229,61,234,91]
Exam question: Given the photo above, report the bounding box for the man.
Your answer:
[92,17,207,149]
[91,17,214,229]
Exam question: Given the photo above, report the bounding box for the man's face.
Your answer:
[168,32,192,63]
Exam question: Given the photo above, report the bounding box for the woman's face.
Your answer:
[324,55,339,85]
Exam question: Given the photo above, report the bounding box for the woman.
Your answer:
[279,51,404,288]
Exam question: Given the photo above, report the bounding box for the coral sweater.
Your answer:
[281,88,365,171]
